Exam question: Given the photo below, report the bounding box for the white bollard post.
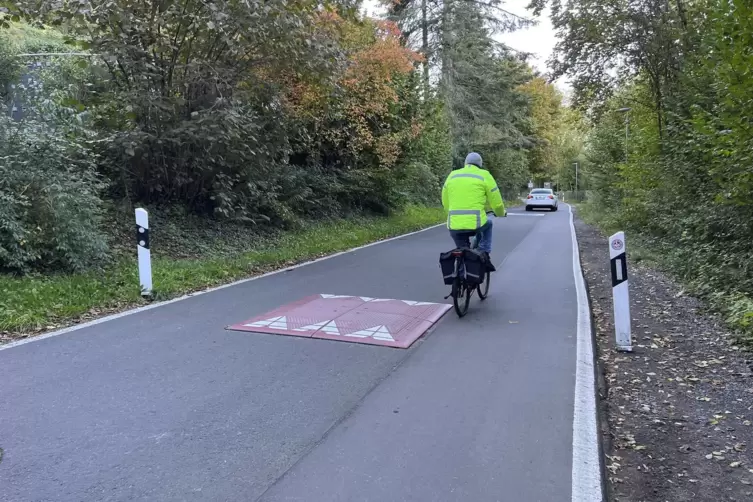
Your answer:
[609,231,632,351]
[135,208,153,297]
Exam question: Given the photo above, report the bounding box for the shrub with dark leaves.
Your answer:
[0,117,109,273]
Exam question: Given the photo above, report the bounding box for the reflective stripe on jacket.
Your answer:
[441,164,506,230]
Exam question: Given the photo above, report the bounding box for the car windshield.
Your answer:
[531,189,552,194]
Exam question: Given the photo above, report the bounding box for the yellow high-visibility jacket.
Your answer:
[441,164,506,230]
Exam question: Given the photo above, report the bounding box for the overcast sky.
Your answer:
[361,0,570,94]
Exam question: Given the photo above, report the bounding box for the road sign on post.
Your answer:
[527,180,534,189]
[609,231,632,351]
[135,208,153,297]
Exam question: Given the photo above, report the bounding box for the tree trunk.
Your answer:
[422,0,429,94]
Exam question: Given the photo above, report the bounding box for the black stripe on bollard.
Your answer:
[136,225,150,250]
[610,252,627,287]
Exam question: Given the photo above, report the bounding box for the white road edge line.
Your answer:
[568,203,604,501]
[1,223,446,352]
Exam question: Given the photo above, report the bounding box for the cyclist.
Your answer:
[441,152,507,264]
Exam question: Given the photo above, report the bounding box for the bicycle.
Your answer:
[441,221,493,318]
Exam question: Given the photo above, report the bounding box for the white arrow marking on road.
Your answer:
[321,294,353,299]
[244,316,288,330]
[345,325,395,342]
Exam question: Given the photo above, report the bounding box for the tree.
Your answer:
[519,76,562,180]
[385,0,533,165]
[552,107,588,190]
[566,0,753,336]
[3,0,353,218]
[529,0,690,136]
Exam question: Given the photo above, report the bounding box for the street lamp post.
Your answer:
[617,107,631,162]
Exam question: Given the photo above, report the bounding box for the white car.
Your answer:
[525,188,558,211]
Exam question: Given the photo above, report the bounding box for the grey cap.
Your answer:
[465,152,482,168]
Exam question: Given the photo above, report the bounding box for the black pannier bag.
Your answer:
[439,248,486,285]
[462,249,486,285]
[439,250,458,285]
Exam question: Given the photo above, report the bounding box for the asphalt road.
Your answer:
[0,206,586,502]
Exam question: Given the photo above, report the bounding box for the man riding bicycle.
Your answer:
[441,152,507,263]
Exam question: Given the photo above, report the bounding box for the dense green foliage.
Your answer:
[536,0,753,339]
[0,1,582,277]
[0,117,109,271]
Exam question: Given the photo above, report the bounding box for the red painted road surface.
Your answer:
[227,294,451,348]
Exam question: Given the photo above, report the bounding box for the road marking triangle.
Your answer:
[320,321,340,334]
[245,316,288,330]
[401,300,436,306]
[293,320,340,334]
[293,320,328,332]
[345,325,395,342]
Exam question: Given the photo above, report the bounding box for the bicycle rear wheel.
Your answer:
[452,276,471,317]
[476,271,491,300]
[470,235,491,300]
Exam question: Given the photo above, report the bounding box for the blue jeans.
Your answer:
[449,220,493,254]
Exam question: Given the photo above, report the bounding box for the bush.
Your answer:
[394,101,452,206]
[0,42,21,100]
[0,116,110,273]
[1,21,72,101]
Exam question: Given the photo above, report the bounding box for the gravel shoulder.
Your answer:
[574,213,753,501]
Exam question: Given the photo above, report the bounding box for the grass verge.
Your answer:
[1,206,445,337]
